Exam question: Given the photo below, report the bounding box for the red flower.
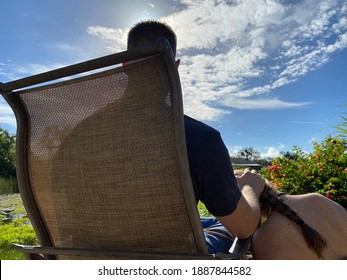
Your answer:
[317,162,322,167]
[344,167,347,173]
[326,191,334,201]
[268,165,282,172]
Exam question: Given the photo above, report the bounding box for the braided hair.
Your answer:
[259,185,328,259]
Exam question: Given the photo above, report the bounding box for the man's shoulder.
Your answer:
[184,115,226,155]
[184,115,220,137]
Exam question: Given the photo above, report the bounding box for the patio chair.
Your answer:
[0,38,251,260]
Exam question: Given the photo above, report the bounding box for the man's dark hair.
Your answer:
[127,20,177,55]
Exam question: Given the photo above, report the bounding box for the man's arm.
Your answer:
[216,170,265,239]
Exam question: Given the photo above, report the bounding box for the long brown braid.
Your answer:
[259,185,328,259]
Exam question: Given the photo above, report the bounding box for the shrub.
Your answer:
[0,176,19,194]
[0,220,38,260]
[260,136,347,209]
[0,218,38,249]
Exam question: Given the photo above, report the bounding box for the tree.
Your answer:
[280,151,297,160]
[236,147,261,161]
[0,128,16,177]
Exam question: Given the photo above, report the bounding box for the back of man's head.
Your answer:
[127,20,177,55]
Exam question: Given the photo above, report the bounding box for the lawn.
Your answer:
[0,194,38,260]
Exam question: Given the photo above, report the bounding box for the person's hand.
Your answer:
[235,168,266,197]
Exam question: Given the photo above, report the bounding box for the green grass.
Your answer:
[0,248,26,260]
[0,194,38,260]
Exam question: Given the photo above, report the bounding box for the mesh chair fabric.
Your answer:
[15,56,199,259]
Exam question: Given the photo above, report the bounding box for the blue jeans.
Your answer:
[201,217,234,254]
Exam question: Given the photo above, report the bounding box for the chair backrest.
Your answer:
[0,40,209,259]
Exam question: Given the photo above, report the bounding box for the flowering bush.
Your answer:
[260,136,347,209]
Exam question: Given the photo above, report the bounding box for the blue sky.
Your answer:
[1,0,347,158]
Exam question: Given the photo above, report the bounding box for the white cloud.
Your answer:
[261,147,281,159]
[227,145,243,157]
[221,96,311,110]
[0,101,13,114]
[2,0,347,127]
[165,0,346,120]
[86,26,129,53]
[168,0,286,51]
[1,61,70,82]
[325,32,347,53]
[183,94,229,120]
[0,115,16,127]
[0,99,16,128]
[332,16,347,33]
[15,63,66,76]
[228,144,282,159]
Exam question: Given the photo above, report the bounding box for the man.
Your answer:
[127,20,265,253]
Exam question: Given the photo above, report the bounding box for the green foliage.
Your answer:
[0,220,38,249]
[0,176,18,194]
[0,128,18,194]
[0,248,26,260]
[0,194,38,259]
[0,217,38,260]
[198,201,211,217]
[0,128,16,178]
[335,104,347,140]
[260,136,347,208]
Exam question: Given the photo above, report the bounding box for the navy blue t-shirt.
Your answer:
[184,115,241,217]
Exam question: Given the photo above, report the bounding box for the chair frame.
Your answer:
[1,39,250,260]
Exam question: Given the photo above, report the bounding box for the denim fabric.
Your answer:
[201,217,234,254]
